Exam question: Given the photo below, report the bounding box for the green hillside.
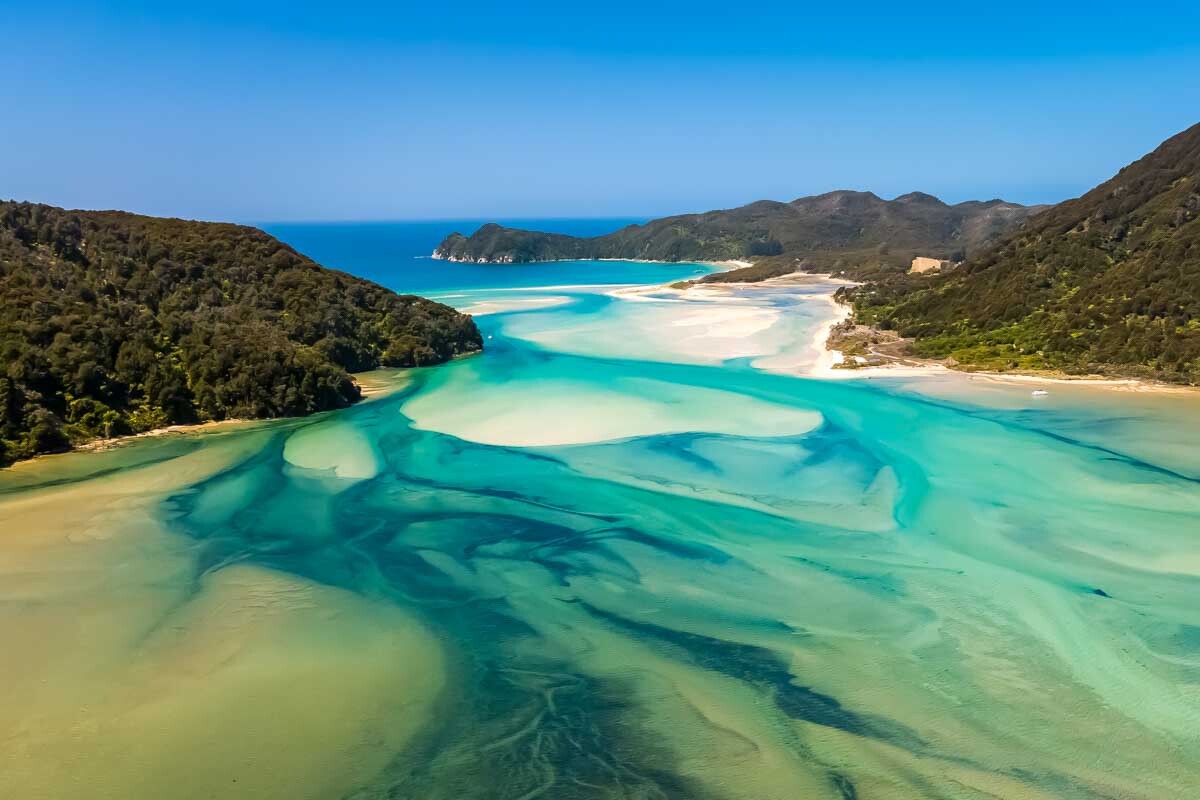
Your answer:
[434,192,1039,278]
[841,122,1200,383]
[0,202,482,464]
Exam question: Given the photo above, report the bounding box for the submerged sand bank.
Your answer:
[455,295,573,316]
[0,430,447,800]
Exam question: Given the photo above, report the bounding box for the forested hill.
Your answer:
[433,192,1040,277]
[0,202,482,464]
[841,121,1200,383]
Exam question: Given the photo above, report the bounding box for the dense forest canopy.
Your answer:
[840,122,1200,383]
[0,202,482,464]
[433,191,1040,278]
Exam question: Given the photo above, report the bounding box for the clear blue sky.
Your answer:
[3,1,1199,222]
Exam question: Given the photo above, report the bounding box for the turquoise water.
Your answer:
[1,238,1199,798]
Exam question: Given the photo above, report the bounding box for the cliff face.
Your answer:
[433,193,1041,277]
[0,201,483,463]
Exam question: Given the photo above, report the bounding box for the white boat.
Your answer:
[1031,389,1049,397]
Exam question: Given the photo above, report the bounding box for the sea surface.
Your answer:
[2,222,1199,799]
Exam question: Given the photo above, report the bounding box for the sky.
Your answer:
[2,1,1199,222]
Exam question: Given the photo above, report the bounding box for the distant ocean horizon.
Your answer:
[259,218,684,294]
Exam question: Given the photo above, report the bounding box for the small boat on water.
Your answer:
[1031,389,1049,397]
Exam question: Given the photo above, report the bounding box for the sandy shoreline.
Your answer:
[957,370,1199,394]
[806,293,852,375]
[813,295,1197,393]
[82,418,252,450]
[637,269,1196,394]
[8,369,423,469]
[7,418,258,467]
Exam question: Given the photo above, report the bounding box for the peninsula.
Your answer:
[0,202,482,464]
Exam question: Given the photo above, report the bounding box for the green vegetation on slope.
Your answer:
[0,202,482,464]
[435,192,1039,279]
[839,122,1200,383]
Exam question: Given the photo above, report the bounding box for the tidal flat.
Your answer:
[1,267,1198,799]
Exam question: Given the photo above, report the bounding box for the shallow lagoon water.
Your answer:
[2,263,1199,799]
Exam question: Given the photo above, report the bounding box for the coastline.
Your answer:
[641,267,1198,394]
[806,292,852,375]
[3,417,257,471]
[74,418,253,453]
[815,294,1198,394]
[5,369,423,470]
[953,370,1200,394]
